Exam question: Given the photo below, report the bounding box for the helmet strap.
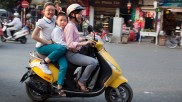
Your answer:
[71,13,79,23]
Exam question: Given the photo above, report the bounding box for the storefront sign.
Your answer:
[93,0,121,8]
[31,0,49,5]
[82,7,89,16]
[159,0,182,7]
[159,0,182,3]
[66,0,89,7]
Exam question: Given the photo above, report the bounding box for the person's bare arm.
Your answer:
[31,27,52,44]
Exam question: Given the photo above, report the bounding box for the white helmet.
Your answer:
[66,3,85,16]
[26,13,31,18]
[159,30,165,36]
[14,12,19,17]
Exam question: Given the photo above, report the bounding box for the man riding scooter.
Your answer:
[5,12,22,39]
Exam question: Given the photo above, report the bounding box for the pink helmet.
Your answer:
[66,3,84,16]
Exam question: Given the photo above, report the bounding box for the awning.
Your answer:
[159,0,182,8]
[160,3,182,8]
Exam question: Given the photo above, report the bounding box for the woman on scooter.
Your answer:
[31,2,67,77]
[64,4,98,93]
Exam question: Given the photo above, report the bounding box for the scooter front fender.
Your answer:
[109,76,128,88]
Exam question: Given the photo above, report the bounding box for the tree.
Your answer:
[0,0,20,12]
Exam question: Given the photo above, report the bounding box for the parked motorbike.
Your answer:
[20,25,133,102]
[167,34,181,48]
[92,26,112,43]
[99,29,112,43]
[1,22,29,44]
[167,27,181,49]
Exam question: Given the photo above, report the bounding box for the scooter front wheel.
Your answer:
[105,83,133,102]
[20,36,27,44]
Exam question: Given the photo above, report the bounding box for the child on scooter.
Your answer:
[64,4,98,93]
[31,2,66,76]
[51,12,68,96]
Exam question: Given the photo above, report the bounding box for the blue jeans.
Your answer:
[36,44,68,85]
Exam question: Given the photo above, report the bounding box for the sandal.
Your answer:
[56,88,66,97]
[77,80,89,93]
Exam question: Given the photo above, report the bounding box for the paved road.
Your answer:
[0,37,182,102]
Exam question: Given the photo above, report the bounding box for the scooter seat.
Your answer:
[30,51,46,60]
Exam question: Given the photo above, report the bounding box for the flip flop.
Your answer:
[56,88,66,97]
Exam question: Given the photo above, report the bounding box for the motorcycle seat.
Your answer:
[30,51,46,60]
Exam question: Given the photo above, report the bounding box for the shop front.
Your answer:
[90,0,121,33]
[134,0,162,44]
[159,0,182,46]
[159,0,182,35]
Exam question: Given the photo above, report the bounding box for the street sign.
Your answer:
[21,1,29,8]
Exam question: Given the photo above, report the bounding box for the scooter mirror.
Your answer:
[87,25,93,33]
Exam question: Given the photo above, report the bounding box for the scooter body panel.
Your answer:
[95,40,104,51]
[13,29,29,39]
[30,59,58,83]
[110,76,128,88]
[98,49,123,87]
[99,49,121,72]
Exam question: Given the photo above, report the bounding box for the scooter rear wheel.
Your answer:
[26,75,49,102]
[1,36,6,42]
[105,83,133,102]
[20,36,27,44]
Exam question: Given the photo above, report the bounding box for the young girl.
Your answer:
[31,2,66,76]
[51,12,68,96]
[64,4,98,93]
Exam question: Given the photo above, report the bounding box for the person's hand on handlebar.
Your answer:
[86,39,96,46]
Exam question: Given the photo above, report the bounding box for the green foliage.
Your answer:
[0,0,19,11]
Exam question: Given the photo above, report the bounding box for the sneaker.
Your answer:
[38,62,52,74]
[5,36,12,40]
[168,44,177,49]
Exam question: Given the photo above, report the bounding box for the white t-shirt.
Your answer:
[35,16,56,47]
[8,17,22,29]
[51,25,67,46]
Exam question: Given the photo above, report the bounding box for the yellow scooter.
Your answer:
[20,26,133,102]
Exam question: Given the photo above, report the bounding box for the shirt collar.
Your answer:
[43,16,54,24]
[69,21,77,27]
[56,25,63,31]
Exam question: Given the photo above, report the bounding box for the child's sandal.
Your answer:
[57,89,66,97]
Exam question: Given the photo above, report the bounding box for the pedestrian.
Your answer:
[51,12,68,96]
[64,4,98,93]
[54,0,62,16]
[82,17,89,36]
[31,2,66,75]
